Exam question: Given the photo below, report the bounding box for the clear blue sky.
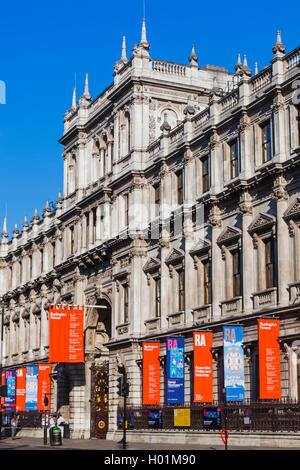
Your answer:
[0,0,299,236]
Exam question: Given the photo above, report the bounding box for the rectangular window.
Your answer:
[124,193,129,227]
[264,239,275,288]
[70,226,75,255]
[52,242,56,267]
[229,139,239,179]
[178,269,185,311]
[177,170,184,205]
[154,277,161,318]
[232,250,241,297]
[202,155,210,193]
[92,207,97,243]
[123,284,129,323]
[203,259,212,305]
[154,183,160,218]
[261,121,272,163]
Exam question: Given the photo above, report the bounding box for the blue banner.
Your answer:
[223,326,245,401]
[4,370,15,409]
[166,337,184,404]
[25,366,38,410]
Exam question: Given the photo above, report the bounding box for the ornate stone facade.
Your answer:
[1,25,300,439]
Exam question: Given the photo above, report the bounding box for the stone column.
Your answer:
[209,204,223,318]
[239,191,254,313]
[273,174,289,305]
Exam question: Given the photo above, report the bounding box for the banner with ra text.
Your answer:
[166,337,184,404]
[25,365,38,410]
[193,332,213,402]
[223,326,245,401]
[258,319,281,399]
[16,368,26,412]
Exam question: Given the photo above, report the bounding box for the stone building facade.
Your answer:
[0,23,300,439]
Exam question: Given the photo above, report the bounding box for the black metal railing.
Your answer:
[1,411,44,429]
[117,400,300,433]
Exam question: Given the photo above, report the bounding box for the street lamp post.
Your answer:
[43,394,50,445]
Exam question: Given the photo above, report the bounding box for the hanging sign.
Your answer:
[38,364,51,410]
[166,337,184,404]
[15,368,26,412]
[142,343,160,405]
[223,326,245,401]
[193,332,213,402]
[49,304,84,363]
[258,319,281,399]
[25,365,38,410]
[4,370,16,409]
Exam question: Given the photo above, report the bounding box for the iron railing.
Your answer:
[118,400,300,433]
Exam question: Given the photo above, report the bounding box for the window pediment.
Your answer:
[248,212,276,235]
[165,247,184,267]
[143,257,161,274]
[284,198,300,222]
[190,238,211,258]
[217,226,241,246]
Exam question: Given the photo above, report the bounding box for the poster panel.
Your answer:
[223,326,245,401]
[142,343,160,405]
[258,319,281,399]
[4,370,16,409]
[49,304,84,363]
[38,364,51,411]
[15,368,26,412]
[174,408,190,427]
[166,337,184,404]
[193,332,213,402]
[25,365,38,410]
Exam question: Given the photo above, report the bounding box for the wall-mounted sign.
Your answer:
[223,326,245,401]
[194,332,213,402]
[258,319,281,399]
[166,337,184,404]
[142,343,160,405]
[49,304,84,363]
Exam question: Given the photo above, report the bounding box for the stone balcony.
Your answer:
[144,316,161,332]
[221,297,243,316]
[192,304,212,325]
[252,287,277,310]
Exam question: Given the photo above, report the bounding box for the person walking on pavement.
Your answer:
[10,414,18,440]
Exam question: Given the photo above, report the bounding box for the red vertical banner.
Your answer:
[38,364,51,410]
[193,332,213,402]
[143,342,160,405]
[1,372,4,411]
[15,368,26,412]
[258,319,281,399]
[49,304,84,363]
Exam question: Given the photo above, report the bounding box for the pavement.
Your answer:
[0,435,298,452]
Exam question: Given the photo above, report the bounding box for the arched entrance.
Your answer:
[86,297,111,438]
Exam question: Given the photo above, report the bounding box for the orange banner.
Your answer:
[38,364,51,410]
[49,304,84,363]
[143,342,160,405]
[258,319,281,399]
[15,368,26,412]
[193,332,213,402]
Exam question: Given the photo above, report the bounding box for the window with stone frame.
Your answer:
[284,198,300,297]
[176,169,184,206]
[217,225,242,301]
[202,154,210,193]
[297,105,300,147]
[153,182,160,218]
[165,247,185,315]
[143,256,161,320]
[190,238,212,310]
[260,120,272,163]
[123,283,129,324]
[229,138,240,179]
[248,212,277,296]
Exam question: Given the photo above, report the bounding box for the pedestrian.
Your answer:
[57,413,65,437]
[10,414,18,440]
[49,414,57,443]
